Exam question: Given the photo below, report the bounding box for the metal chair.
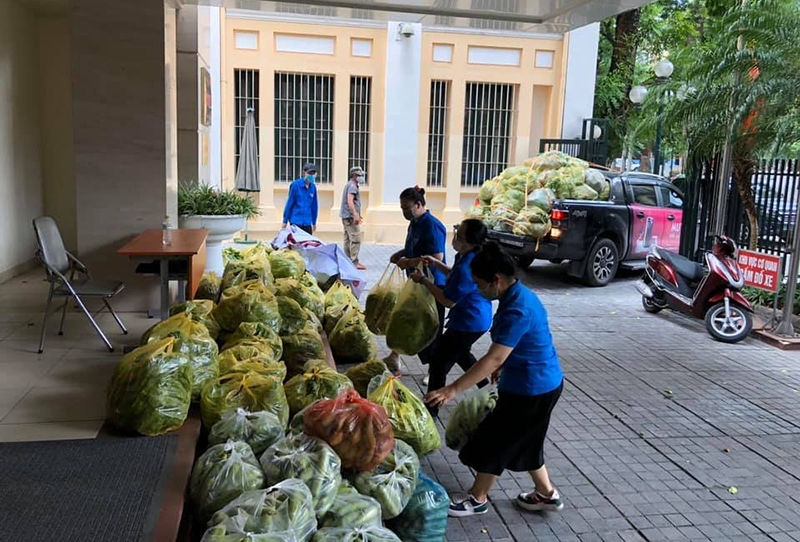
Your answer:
[33,217,128,353]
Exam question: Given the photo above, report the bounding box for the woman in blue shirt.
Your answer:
[384,186,447,373]
[425,242,564,518]
[407,219,493,417]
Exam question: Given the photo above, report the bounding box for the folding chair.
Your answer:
[33,217,128,353]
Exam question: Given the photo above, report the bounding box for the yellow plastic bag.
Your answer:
[170,299,221,340]
[367,374,441,456]
[365,264,405,335]
[329,306,376,365]
[385,272,439,356]
[222,322,283,361]
[201,371,289,429]
[324,280,358,310]
[283,366,354,417]
[217,351,287,382]
[141,313,219,401]
[213,280,281,333]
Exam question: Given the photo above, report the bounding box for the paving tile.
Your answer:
[674,397,800,436]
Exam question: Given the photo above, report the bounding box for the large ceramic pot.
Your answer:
[179,214,247,274]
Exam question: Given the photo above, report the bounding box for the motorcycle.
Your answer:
[634,235,754,343]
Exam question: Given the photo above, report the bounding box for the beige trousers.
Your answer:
[342,218,362,264]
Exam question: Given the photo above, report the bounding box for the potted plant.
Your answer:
[178,183,260,273]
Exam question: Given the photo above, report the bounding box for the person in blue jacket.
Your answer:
[407,218,492,417]
[282,162,319,234]
[425,242,564,518]
[384,186,447,373]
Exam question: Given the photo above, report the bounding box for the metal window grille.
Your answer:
[426,80,450,187]
[348,76,372,183]
[234,69,260,170]
[352,0,374,20]
[433,0,455,26]
[274,72,335,184]
[461,82,516,187]
[275,2,336,17]
[469,0,519,31]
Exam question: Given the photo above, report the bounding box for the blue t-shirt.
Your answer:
[443,251,492,333]
[404,211,447,286]
[283,178,319,227]
[491,280,563,396]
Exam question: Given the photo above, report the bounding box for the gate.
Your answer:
[680,157,800,261]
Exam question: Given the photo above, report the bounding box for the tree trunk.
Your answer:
[606,9,643,159]
[732,140,759,250]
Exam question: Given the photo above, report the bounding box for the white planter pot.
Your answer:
[179,214,247,274]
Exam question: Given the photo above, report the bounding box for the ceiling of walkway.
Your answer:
[193,0,650,34]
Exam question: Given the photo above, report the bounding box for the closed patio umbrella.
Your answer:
[235,107,260,241]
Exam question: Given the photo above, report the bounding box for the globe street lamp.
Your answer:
[652,59,674,175]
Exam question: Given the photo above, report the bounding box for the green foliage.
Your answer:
[178,183,260,219]
[743,283,800,315]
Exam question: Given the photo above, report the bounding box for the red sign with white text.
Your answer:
[737,249,781,292]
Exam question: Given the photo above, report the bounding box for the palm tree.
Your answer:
[672,0,800,249]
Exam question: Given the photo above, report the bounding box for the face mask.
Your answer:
[402,209,415,222]
[479,282,499,301]
[356,175,365,185]
[452,237,463,252]
[305,174,316,183]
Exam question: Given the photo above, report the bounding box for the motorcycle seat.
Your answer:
[660,250,705,282]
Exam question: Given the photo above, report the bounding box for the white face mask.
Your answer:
[357,174,366,185]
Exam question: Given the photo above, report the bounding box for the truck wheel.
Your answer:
[515,256,535,269]
[583,238,619,287]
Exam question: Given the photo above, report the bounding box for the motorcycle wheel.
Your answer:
[642,295,663,314]
[704,302,753,343]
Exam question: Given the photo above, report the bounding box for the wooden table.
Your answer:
[117,229,209,320]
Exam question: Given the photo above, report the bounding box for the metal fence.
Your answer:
[538,138,608,166]
[680,157,799,261]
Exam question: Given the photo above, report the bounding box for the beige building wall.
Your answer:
[0,0,44,281]
[221,15,567,244]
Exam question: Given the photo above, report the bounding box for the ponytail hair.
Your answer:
[471,242,517,282]
[400,186,426,207]
[460,218,488,247]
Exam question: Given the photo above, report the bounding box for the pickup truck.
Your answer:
[488,171,684,286]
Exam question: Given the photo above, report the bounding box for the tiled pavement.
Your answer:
[1,242,800,541]
[356,243,800,542]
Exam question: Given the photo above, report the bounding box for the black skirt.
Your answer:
[459,381,563,476]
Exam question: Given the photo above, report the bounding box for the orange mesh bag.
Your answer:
[304,389,395,473]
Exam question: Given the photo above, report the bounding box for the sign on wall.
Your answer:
[737,249,781,292]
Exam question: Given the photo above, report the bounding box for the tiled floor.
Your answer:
[3,244,800,541]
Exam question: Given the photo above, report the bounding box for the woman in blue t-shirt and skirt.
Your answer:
[406,219,493,417]
[425,242,565,517]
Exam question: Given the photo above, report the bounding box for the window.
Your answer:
[234,69,260,170]
[275,2,336,16]
[461,82,516,187]
[470,0,519,31]
[274,73,334,184]
[348,76,372,183]
[426,80,451,187]
[432,0,455,26]
[631,185,658,206]
[658,186,683,209]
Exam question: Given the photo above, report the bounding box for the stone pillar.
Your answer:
[561,22,600,139]
[71,0,174,310]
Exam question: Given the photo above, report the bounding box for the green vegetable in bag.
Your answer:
[445,387,498,451]
[205,479,317,542]
[281,324,326,380]
[300,272,325,304]
[286,401,319,436]
[365,264,404,335]
[367,374,441,456]
[275,278,324,321]
[214,280,281,333]
[385,276,439,357]
[324,302,358,336]
[209,408,285,455]
[312,527,401,542]
[478,179,500,205]
[527,188,556,213]
[196,272,223,303]
[344,359,388,398]
[222,258,274,291]
[222,322,283,361]
[190,440,266,521]
[260,433,342,516]
[269,249,307,279]
[141,313,219,401]
[352,440,420,520]
[277,296,308,336]
[324,280,358,310]
[201,371,289,429]
[599,179,611,201]
[329,307,376,365]
[464,204,488,221]
[284,366,353,416]
[320,492,382,529]
[106,339,193,436]
[171,299,221,340]
[584,169,607,194]
[573,183,599,201]
[386,471,449,542]
[513,219,551,239]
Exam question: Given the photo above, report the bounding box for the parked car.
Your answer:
[488,172,684,286]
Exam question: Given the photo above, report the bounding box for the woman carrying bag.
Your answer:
[424,242,564,517]
[406,219,492,417]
